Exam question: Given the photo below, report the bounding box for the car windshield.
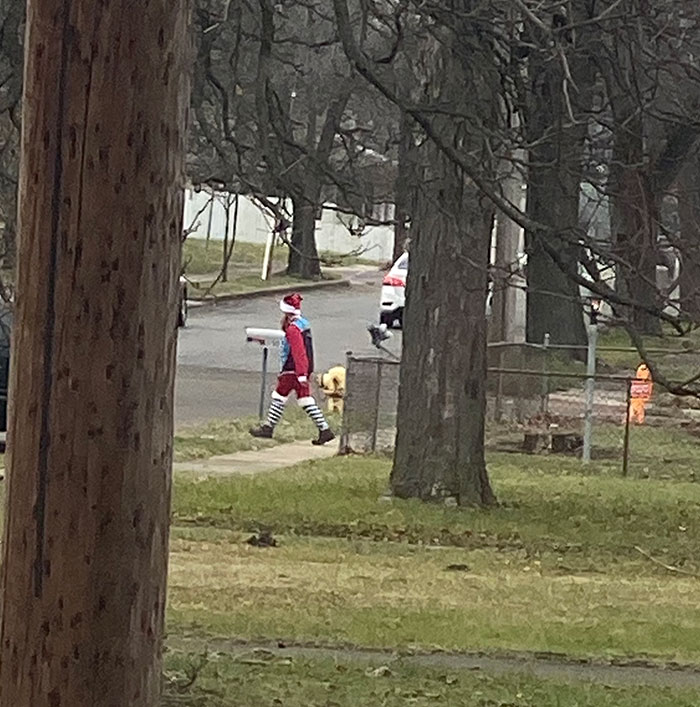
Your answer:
[396,254,408,271]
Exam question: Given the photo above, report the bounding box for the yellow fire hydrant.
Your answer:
[317,365,346,414]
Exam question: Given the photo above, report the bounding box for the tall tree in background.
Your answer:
[335,0,497,505]
[0,1,190,705]
[522,6,596,348]
[678,153,700,320]
[595,1,700,334]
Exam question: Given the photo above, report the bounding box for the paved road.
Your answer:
[175,275,400,426]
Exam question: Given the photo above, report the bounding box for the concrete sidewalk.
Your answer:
[173,440,336,476]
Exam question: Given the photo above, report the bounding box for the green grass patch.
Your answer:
[168,452,700,662]
[163,651,700,706]
[190,271,342,299]
[182,239,288,276]
[489,421,700,482]
[317,249,384,266]
[181,238,378,296]
[166,529,700,662]
[173,408,340,462]
[598,326,700,380]
[172,454,700,567]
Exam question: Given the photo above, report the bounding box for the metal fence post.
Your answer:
[540,333,550,415]
[582,321,598,464]
[258,345,269,420]
[338,351,352,454]
[370,359,383,452]
[622,377,631,476]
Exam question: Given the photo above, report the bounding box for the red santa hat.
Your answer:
[280,292,303,315]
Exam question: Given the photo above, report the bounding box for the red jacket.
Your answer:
[281,317,314,376]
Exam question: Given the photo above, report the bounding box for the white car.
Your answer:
[379,252,494,328]
[379,252,408,328]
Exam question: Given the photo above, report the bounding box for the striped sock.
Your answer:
[299,397,329,431]
[266,394,287,429]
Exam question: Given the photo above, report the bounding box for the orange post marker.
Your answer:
[628,363,653,424]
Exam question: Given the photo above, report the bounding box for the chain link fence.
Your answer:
[340,355,400,455]
[339,345,700,480]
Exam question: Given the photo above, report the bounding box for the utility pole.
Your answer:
[0,2,191,705]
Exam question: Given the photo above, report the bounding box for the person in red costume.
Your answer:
[250,293,335,445]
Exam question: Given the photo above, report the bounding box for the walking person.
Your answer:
[250,293,335,445]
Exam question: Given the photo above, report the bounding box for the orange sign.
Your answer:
[628,363,653,425]
[630,380,652,399]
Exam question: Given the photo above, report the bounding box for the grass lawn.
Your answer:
[169,453,700,664]
[489,420,700,482]
[163,652,700,707]
[187,271,340,298]
[182,239,288,277]
[597,326,700,381]
[181,238,376,298]
[173,408,341,462]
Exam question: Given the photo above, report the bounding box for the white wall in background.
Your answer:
[183,189,395,263]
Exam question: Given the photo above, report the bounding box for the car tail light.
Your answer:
[382,275,405,287]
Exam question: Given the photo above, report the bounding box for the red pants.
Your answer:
[275,372,311,400]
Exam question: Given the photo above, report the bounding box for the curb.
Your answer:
[189,277,351,307]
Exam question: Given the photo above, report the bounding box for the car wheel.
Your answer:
[178,293,188,328]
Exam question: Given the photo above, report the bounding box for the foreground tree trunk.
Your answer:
[391,149,495,505]
[0,1,190,705]
[388,10,498,507]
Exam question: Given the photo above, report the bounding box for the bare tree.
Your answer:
[0,1,191,704]
[335,0,500,505]
[191,0,398,279]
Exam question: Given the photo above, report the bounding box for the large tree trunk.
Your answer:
[523,8,595,350]
[609,115,662,335]
[391,151,496,507]
[389,9,498,507]
[288,192,322,279]
[678,158,700,321]
[0,1,190,705]
[526,162,587,349]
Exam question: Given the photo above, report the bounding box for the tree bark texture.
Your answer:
[389,15,498,507]
[288,192,322,279]
[524,25,592,349]
[678,158,700,321]
[0,1,190,705]
[391,147,495,506]
[392,112,415,263]
[526,159,587,349]
[609,114,662,335]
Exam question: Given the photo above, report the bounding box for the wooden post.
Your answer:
[0,1,191,705]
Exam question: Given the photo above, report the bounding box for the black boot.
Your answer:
[249,424,274,439]
[312,428,335,446]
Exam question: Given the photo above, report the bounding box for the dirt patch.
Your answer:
[169,638,700,689]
